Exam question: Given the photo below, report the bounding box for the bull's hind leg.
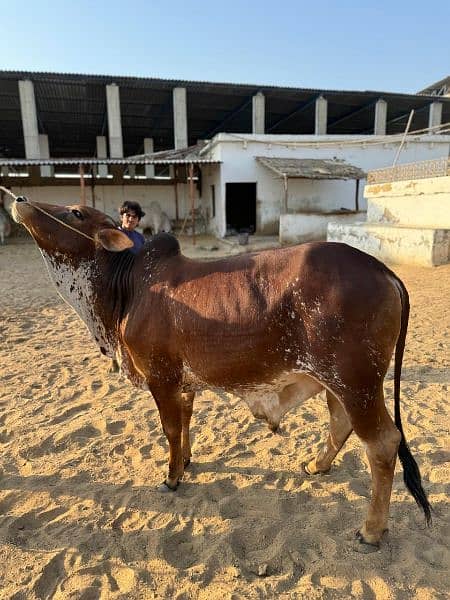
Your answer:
[305,389,352,475]
[181,392,195,467]
[344,387,401,550]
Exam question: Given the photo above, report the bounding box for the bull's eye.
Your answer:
[72,209,84,220]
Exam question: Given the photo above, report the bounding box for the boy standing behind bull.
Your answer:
[118,200,146,254]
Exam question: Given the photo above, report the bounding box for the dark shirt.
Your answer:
[119,227,145,254]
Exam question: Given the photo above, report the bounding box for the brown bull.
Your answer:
[12,197,431,551]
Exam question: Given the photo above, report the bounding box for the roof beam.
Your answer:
[327,99,377,130]
[386,103,429,126]
[201,93,256,138]
[267,95,319,132]
[360,103,430,134]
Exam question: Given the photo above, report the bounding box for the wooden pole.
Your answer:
[189,162,195,245]
[90,165,96,208]
[354,178,360,211]
[283,174,288,213]
[174,166,179,222]
[392,109,414,167]
[79,163,86,205]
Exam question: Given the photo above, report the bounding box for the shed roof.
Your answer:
[128,143,212,162]
[256,157,366,179]
[1,70,450,159]
[0,143,220,167]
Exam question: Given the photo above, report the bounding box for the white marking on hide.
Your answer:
[41,250,115,357]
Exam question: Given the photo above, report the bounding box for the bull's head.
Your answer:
[12,197,133,258]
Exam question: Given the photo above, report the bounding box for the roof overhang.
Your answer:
[256,157,366,180]
[0,157,220,167]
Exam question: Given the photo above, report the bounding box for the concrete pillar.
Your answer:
[173,87,188,149]
[39,134,53,177]
[315,96,327,135]
[374,99,387,135]
[95,136,108,178]
[127,165,136,178]
[252,92,265,134]
[144,137,155,178]
[18,80,40,158]
[106,84,123,158]
[428,102,443,132]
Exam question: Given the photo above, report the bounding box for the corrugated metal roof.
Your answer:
[256,157,366,179]
[0,156,220,167]
[1,69,445,98]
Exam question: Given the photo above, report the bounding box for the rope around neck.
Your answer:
[0,186,96,242]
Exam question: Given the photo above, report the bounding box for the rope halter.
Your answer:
[0,186,96,242]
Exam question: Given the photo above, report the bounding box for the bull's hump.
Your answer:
[147,233,180,258]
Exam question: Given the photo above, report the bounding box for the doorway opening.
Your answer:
[225,182,256,235]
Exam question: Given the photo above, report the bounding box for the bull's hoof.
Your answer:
[302,461,330,476]
[108,359,120,373]
[353,530,380,553]
[157,480,179,493]
[302,462,314,475]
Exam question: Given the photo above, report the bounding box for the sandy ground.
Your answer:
[0,235,449,599]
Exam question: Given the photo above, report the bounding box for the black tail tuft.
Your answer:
[398,438,432,525]
[391,272,432,526]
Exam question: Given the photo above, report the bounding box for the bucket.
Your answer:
[238,232,249,246]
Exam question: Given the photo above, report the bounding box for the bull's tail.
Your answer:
[393,275,432,525]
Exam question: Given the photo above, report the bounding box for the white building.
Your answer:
[198,133,450,242]
[3,133,450,246]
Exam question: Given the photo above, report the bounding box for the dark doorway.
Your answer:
[225,182,257,234]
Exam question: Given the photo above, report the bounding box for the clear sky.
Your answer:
[1,0,449,94]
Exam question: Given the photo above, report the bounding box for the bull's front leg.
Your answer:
[149,380,185,491]
[181,392,195,467]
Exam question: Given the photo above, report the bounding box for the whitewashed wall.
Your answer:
[280,211,365,244]
[9,182,189,223]
[366,176,450,228]
[198,164,222,233]
[286,178,358,212]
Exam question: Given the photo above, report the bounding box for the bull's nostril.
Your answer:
[16,196,28,203]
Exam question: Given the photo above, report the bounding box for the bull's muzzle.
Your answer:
[11,197,30,224]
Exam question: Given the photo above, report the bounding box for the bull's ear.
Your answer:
[96,228,134,252]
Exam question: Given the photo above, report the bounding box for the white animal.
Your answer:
[140,201,172,235]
